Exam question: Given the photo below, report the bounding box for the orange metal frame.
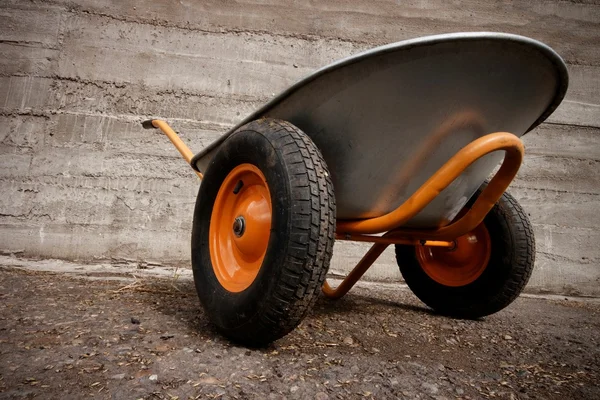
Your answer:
[146,120,524,300]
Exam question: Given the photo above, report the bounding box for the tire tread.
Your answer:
[256,120,336,337]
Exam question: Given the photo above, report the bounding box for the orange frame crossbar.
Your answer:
[145,119,524,300]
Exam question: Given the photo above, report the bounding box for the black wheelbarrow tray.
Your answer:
[142,32,568,346]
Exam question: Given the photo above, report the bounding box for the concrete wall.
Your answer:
[0,0,598,296]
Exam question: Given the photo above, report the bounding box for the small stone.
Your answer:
[153,344,169,353]
[455,388,464,395]
[148,374,158,382]
[504,335,513,340]
[182,347,193,353]
[421,382,439,395]
[486,372,502,381]
[110,373,126,380]
[116,346,133,355]
[290,385,299,393]
[198,376,219,385]
[343,336,354,346]
[315,392,329,400]
[350,365,360,374]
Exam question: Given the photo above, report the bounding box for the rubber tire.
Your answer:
[395,190,535,318]
[192,118,336,346]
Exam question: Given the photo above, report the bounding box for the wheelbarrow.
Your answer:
[142,32,568,346]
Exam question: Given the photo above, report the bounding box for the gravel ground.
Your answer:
[0,265,599,400]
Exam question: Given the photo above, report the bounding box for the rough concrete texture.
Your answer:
[0,0,599,295]
[1,265,599,399]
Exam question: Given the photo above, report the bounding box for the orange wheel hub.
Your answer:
[416,223,491,287]
[209,164,272,292]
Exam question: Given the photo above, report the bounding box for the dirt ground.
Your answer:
[0,266,599,400]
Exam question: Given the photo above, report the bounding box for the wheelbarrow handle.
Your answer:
[142,119,203,180]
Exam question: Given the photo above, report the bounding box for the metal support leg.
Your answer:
[322,242,389,299]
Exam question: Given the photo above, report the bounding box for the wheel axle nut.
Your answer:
[233,216,246,237]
